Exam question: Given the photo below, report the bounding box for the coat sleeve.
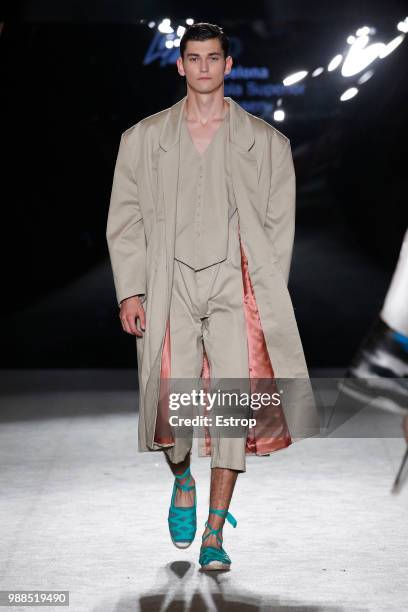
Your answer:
[264,137,296,285]
[106,130,147,307]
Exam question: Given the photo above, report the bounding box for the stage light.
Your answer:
[177,26,186,37]
[378,34,405,58]
[186,18,194,25]
[357,69,374,84]
[282,70,308,86]
[341,40,384,76]
[158,19,173,34]
[165,40,174,49]
[173,39,181,48]
[311,67,324,77]
[340,87,358,101]
[327,54,343,71]
[273,109,285,121]
[356,26,370,37]
[397,18,408,33]
[347,35,356,45]
[148,21,155,29]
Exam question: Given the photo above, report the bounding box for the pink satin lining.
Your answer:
[154,222,292,454]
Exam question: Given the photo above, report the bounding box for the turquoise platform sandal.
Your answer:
[168,466,197,549]
[199,507,237,571]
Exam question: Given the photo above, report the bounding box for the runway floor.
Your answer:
[0,370,407,612]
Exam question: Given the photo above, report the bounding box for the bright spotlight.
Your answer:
[356,26,370,37]
[165,40,174,49]
[282,70,308,86]
[273,109,285,121]
[186,18,194,25]
[397,18,408,33]
[340,87,358,101]
[148,21,155,29]
[378,34,405,58]
[311,67,324,77]
[353,35,369,50]
[341,41,384,76]
[177,26,186,37]
[173,38,181,47]
[347,35,356,44]
[357,69,374,84]
[158,18,173,34]
[327,54,343,71]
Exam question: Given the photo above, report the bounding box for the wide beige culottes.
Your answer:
[164,209,251,472]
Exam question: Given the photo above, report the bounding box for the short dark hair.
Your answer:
[180,22,230,59]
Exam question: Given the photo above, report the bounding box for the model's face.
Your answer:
[177,38,233,93]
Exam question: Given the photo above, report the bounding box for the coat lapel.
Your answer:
[158,94,260,256]
[153,95,293,455]
[157,93,261,264]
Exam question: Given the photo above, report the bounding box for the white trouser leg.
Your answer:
[380,229,408,336]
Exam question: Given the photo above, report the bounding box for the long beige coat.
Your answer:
[106,95,320,456]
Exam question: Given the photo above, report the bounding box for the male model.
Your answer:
[106,22,320,570]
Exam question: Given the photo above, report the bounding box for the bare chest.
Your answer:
[185,120,224,155]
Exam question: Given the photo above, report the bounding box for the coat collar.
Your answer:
[159,94,255,152]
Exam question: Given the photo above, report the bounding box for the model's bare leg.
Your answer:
[201,467,238,548]
[165,453,196,507]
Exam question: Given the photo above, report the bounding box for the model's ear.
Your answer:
[176,56,185,76]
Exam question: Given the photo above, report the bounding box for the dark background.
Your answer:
[1,0,407,368]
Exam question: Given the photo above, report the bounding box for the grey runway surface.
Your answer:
[0,370,407,612]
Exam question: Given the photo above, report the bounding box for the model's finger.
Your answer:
[139,307,146,331]
[134,318,143,337]
[126,314,140,337]
[134,313,144,336]
[121,316,132,335]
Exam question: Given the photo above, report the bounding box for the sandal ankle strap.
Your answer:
[209,507,237,528]
[175,466,191,480]
[202,508,237,546]
[202,520,223,546]
[174,466,195,492]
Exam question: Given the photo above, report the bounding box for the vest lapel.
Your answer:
[158,94,258,224]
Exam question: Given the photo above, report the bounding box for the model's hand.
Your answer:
[119,296,146,337]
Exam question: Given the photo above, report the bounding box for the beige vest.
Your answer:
[174,106,237,270]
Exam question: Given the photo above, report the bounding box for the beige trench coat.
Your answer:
[106,95,321,456]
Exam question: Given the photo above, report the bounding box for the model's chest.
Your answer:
[184,119,225,156]
[134,132,270,223]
